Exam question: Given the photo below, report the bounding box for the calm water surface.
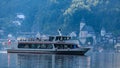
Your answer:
[0,51,120,68]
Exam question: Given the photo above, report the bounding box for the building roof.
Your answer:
[81,25,94,33]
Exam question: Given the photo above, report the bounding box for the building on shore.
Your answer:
[79,19,96,46]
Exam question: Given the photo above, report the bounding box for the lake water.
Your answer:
[0,50,120,68]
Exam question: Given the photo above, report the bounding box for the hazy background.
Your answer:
[0,0,120,38]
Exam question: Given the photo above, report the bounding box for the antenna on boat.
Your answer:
[58,29,62,36]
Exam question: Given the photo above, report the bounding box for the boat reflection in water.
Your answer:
[17,54,90,68]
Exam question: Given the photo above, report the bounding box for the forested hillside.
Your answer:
[0,0,120,37]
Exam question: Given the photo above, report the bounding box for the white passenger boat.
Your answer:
[7,35,90,55]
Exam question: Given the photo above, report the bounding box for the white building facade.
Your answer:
[79,19,96,45]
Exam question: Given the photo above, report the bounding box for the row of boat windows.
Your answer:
[18,44,53,49]
[18,44,78,49]
[19,37,71,41]
[49,36,71,41]
[54,44,78,49]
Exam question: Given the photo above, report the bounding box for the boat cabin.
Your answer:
[18,43,79,49]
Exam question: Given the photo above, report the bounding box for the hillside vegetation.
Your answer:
[0,0,120,37]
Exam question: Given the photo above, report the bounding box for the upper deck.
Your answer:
[17,35,73,44]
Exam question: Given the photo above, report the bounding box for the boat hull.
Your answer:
[7,48,90,55]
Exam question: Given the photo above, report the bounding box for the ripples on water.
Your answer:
[0,51,120,68]
[17,54,90,68]
[91,52,120,68]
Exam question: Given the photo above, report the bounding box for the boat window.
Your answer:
[54,44,64,49]
[54,44,78,49]
[49,36,54,41]
[37,44,43,49]
[55,37,59,41]
[73,45,78,48]
[64,45,68,49]
[18,43,53,49]
[24,44,29,48]
[18,44,25,48]
[45,44,53,49]
[41,44,47,49]
[68,44,78,49]
[30,44,37,48]
[68,45,73,49]
[63,37,67,40]
[18,44,31,48]
[37,44,53,49]
[37,44,41,48]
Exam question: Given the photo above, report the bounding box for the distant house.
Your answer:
[79,19,96,45]
[101,27,106,37]
[100,27,117,45]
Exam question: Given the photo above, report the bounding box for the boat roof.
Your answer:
[49,35,71,37]
[49,35,71,39]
